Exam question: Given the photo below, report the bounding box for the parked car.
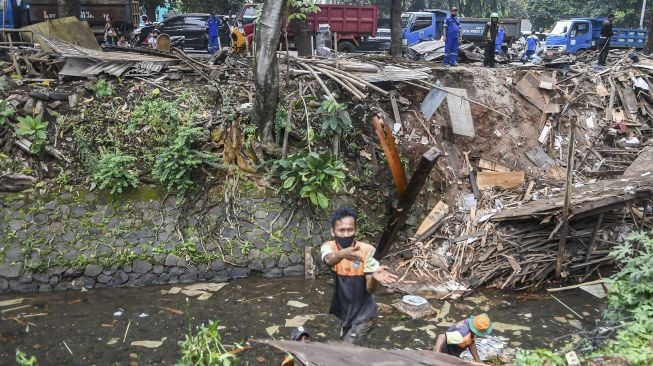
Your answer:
[357,27,391,52]
[132,13,210,49]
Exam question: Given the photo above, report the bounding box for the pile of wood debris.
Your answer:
[393,53,653,290]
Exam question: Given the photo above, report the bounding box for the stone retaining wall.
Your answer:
[0,189,330,292]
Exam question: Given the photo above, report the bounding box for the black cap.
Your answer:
[290,326,310,341]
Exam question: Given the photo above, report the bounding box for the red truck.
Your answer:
[237,3,378,52]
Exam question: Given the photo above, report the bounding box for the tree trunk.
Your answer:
[390,0,402,57]
[645,6,653,54]
[251,0,287,147]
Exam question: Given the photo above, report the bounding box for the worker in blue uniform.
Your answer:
[495,23,505,55]
[442,7,461,66]
[523,31,539,62]
[206,14,220,54]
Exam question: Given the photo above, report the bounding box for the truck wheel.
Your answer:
[338,41,356,53]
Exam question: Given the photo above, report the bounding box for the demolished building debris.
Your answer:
[1,23,652,294]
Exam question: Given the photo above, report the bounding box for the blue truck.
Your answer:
[401,9,522,46]
[545,18,647,54]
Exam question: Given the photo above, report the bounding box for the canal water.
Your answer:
[0,277,604,364]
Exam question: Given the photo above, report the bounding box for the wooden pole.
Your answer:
[584,213,604,275]
[334,31,339,68]
[374,147,443,260]
[372,114,407,197]
[556,116,577,278]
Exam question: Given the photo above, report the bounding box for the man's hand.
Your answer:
[338,246,363,261]
[372,266,398,285]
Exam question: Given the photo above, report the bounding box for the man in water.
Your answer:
[434,314,493,363]
[321,207,397,345]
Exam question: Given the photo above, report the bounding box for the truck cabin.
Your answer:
[402,11,438,45]
[545,19,596,54]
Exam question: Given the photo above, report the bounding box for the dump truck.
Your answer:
[0,0,139,40]
[545,18,647,55]
[402,9,522,46]
[238,3,378,52]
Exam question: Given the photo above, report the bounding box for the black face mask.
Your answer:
[335,235,355,248]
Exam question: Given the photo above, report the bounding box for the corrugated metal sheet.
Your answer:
[34,31,180,77]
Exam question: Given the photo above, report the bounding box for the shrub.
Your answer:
[0,99,15,126]
[177,320,240,366]
[129,98,179,133]
[92,149,139,194]
[316,97,352,137]
[595,232,653,365]
[271,151,347,209]
[153,126,220,201]
[90,79,114,98]
[15,115,48,155]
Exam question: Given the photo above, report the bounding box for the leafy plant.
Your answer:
[153,126,220,202]
[316,97,352,137]
[288,0,320,21]
[271,151,347,209]
[15,115,48,155]
[592,231,653,365]
[177,320,240,366]
[15,350,38,366]
[90,79,115,98]
[0,99,15,126]
[515,349,565,366]
[129,98,179,134]
[55,171,69,186]
[92,149,139,194]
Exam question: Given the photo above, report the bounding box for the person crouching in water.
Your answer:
[434,314,493,363]
[321,207,398,345]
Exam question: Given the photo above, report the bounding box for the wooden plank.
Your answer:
[515,71,547,112]
[414,201,449,237]
[624,146,653,177]
[258,339,476,366]
[526,146,555,170]
[445,87,475,138]
[375,147,443,260]
[476,171,525,190]
[523,180,535,201]
[478,158,511,172]
[595,79,610,97]
[539,81,554,90]
[390,92,402,128]
[620,85,639,115]
[372,115,407,198]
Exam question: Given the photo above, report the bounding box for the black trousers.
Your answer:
[484,42,495,67]
[598,37,610,66]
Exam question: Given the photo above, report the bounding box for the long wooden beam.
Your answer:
[374,146,443,260]
[372,114,407,198]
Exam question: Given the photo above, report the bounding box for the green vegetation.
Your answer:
[0,99,15,126]
[15,350,38,366]
[90,79,115,98]
[129,98,179,135]
[515,349,565,366]
[153,126,221,202]
[177,320,240,366]
[515,231,653,366]
[288,0,320,21]
[596,231,653,365]
[15,115,48,155]
[92,149,139,194]
[271,151,347,209]
[316,97,352,137]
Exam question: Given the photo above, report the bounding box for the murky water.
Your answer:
[0,277,604,365]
